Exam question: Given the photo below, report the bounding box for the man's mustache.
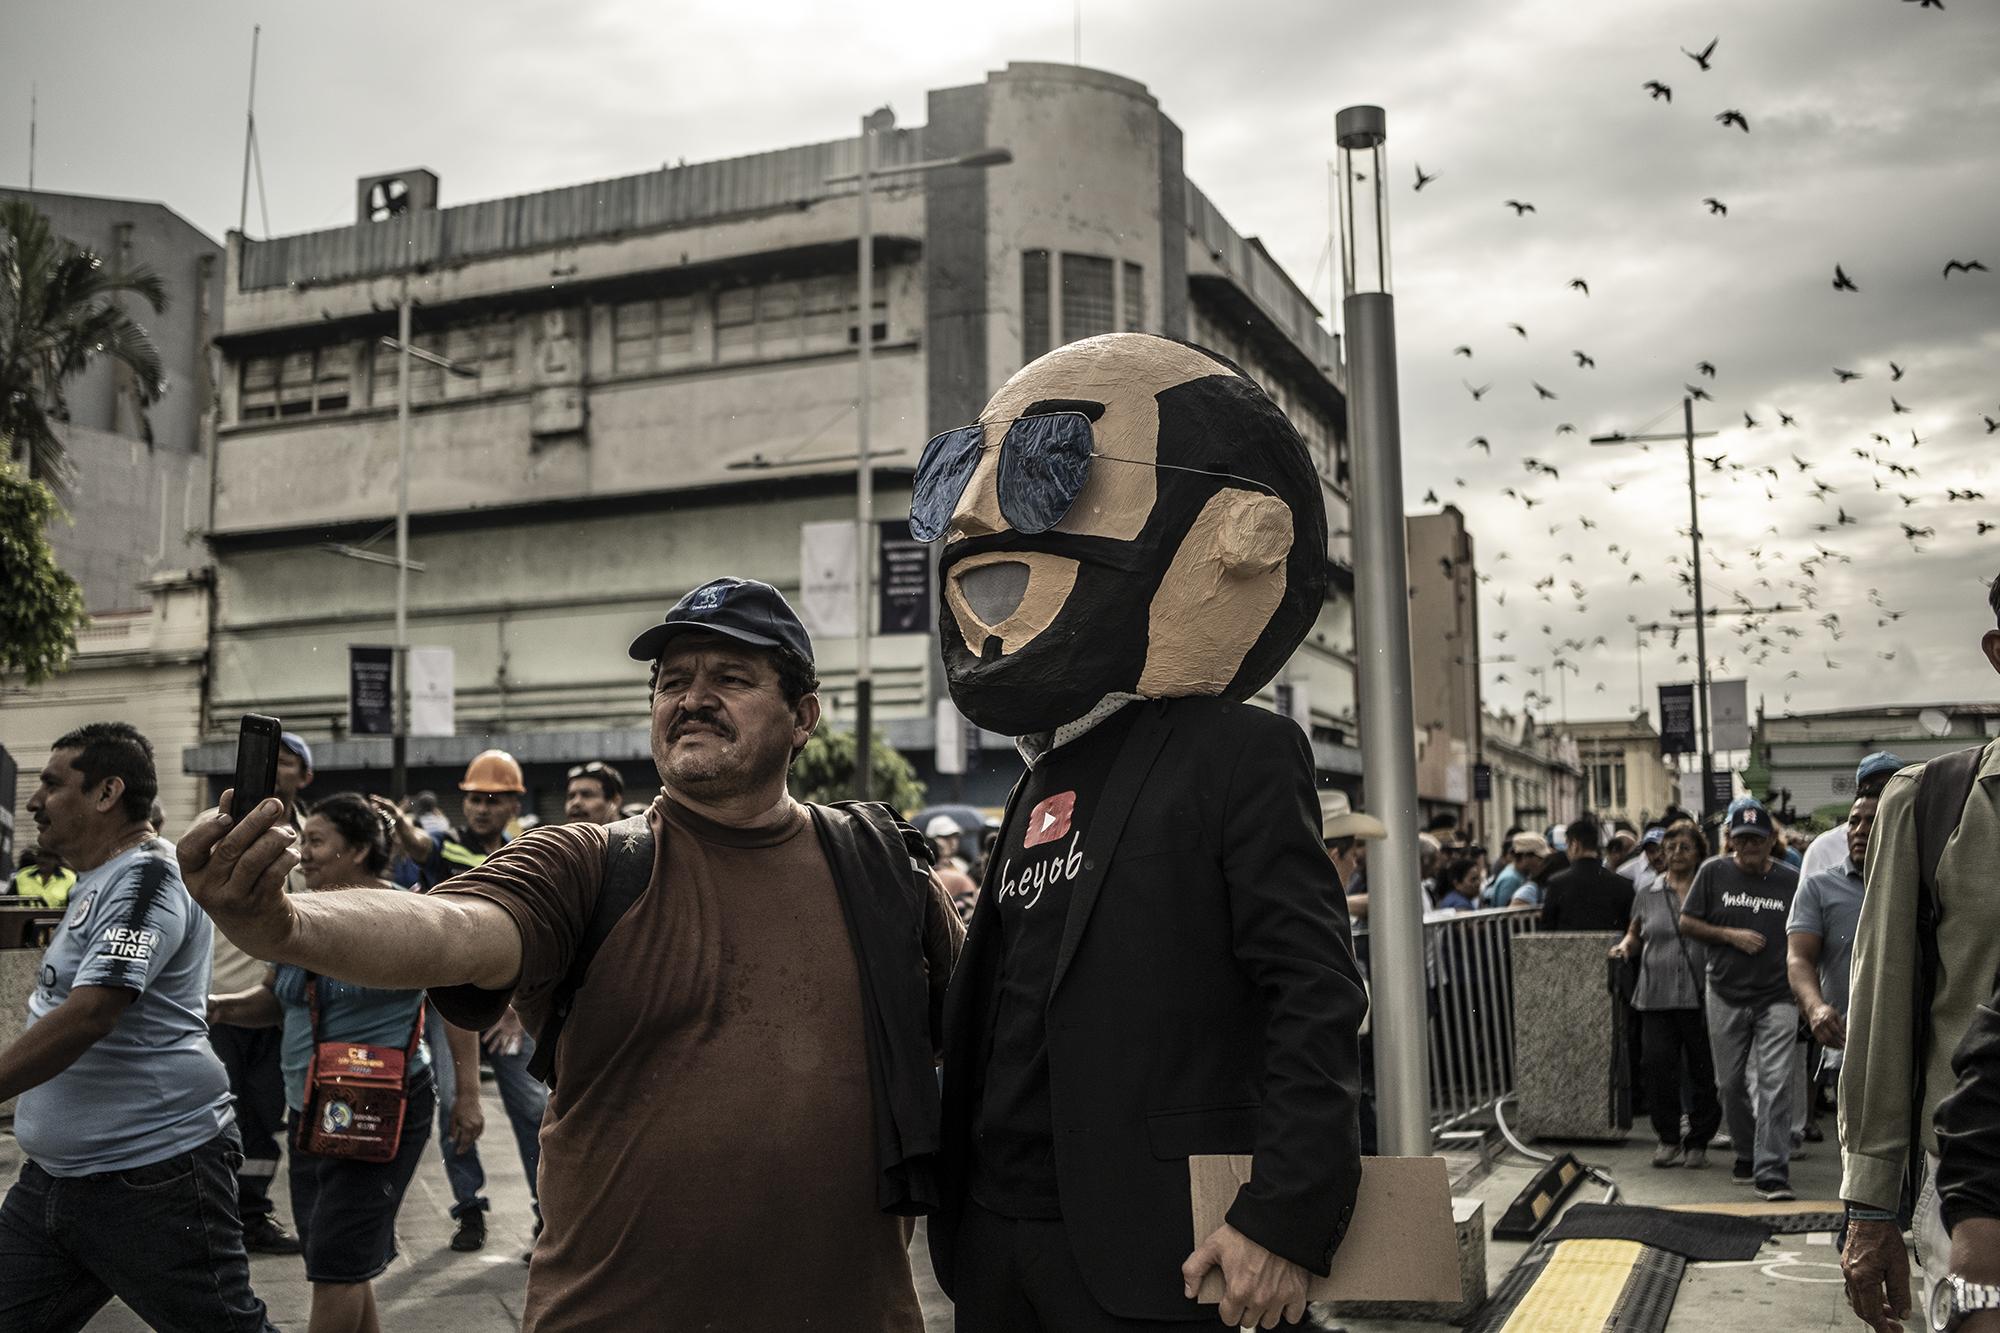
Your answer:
[670,708,736,741]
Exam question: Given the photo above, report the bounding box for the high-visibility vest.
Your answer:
[14,866,77,909]
[439,839,488,872]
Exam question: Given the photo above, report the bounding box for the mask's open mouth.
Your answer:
[945,549,1080,657]
[959,560,1030,624]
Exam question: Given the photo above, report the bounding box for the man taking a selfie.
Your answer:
[179,578,961,1332]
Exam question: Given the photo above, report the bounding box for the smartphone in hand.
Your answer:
[228,714,284,822]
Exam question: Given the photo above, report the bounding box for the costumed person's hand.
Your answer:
[450,1095,485,1151]
[483,1006,527,1056]
[1807,1001,1847,1049]
[1840,1217,1912,1333]
[177,794,300,960]
[1182,1222,1309,1328]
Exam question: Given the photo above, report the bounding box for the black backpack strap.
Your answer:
[1907,744,1983,1205]
[527,813,656,1088]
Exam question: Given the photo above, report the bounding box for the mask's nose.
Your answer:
[956,560,1030,625]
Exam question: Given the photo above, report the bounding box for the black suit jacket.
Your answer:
[929,697,1368,1321]
[1539,858,1637,933]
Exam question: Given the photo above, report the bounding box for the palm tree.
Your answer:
[0,199,168,503]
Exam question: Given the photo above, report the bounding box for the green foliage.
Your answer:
[0,462,87,683]
[792,727,927,815]
[1,200,169,502]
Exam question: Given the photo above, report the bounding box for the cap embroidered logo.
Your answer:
[1024,791,1077,849]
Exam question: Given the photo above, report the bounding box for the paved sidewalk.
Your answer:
[0,1092,1866,1332]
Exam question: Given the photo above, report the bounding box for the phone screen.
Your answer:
[229,714,284,822]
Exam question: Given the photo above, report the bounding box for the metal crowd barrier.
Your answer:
[1422,904,1542,1135]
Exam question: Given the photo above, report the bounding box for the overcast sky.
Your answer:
[7,0,1997,735]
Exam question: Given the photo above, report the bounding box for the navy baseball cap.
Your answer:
[1641,827,1667,847]
[279,732,314,770]
[627,578,816,667]
[1856,751,1905,785]
[1728,802,1775,839]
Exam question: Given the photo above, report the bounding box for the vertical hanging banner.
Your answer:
[877,519,932,635]
[1658,683,1697,755]
[349,646,395,736]
[407,647,456,738]
[1709,678,1750,753]
[799,520,858,639]
[1677,769,1704,812]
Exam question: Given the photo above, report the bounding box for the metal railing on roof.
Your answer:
[238,130,935,292]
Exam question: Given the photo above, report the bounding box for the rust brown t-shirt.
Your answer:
[430,793,944,1333]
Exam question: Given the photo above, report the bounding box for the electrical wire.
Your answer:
[1494,1095,1621,1204]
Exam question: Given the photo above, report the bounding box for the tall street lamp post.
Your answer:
[1336,104,1430,1157]
[1591,400,1720,817]
[826,112,1010,800]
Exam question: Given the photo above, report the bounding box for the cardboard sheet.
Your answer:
[1189,1155,1462,1305]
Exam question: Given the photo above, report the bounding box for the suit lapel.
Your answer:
[1047,700,1175,999]
[944,769,1030,1055]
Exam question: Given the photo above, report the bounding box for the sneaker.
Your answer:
[1756,1179,1796,1202]
[1731,1159,1755,1185]
[1684,1147,1709,1170]
[1803,1122,1825,1143]
[450,1212,487,1253]
[242,1214,302,1255]
[1651,1143,1686,1168]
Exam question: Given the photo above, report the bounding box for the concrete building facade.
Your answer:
[1566,715,1678,827]
[0,188,222,613]
[190,64,1359,812]
[1481,710,1583,842]
[0,571,212,862]
[1408,507,1481,834]
[1751,701,2000,828]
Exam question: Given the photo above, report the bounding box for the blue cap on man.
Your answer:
[279,732,314,770]
[1855,751,1905,786]
[626,577,816,667]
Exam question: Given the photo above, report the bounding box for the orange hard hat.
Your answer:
[460,750,525,794]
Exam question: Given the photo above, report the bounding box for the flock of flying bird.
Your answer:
[1401,10,1989,718]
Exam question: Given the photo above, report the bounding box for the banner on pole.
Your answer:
[1658,683,1697,755]
[799,520,858,639]
[407,647,455,738]
[1709,678,1750,753]
[877,519,931,635]
[349,646,395,736]
[1677,769,1704,813]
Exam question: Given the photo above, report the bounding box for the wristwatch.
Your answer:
[1932,1274,2000,1331]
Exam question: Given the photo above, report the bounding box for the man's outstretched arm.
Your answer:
[178,794,522,992]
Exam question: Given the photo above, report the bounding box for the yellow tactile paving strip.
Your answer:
[1498,1239,1646,1333]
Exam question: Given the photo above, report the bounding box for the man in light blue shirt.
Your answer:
[1486,832,1550,908]
[1788,792,1876,1141]
[0,723,274,1331]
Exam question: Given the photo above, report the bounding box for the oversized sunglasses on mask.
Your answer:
[909,412,1095,542]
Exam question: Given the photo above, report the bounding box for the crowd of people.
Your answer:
[3,569,2000,1333]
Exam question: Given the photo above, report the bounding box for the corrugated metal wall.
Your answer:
[239,129,934,292]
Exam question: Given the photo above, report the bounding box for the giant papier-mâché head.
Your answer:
[913,332,1329,736]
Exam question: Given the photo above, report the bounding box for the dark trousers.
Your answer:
[0,1129,275,1333]
[952,1201,1207,1332]
[1640,1007,1723,1150]
[209,1021,287,1221]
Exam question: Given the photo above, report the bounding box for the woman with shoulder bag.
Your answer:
[1609,823,1724,1169]
[210,793,478,1333]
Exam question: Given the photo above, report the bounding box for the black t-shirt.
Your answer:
[971,706,1136,1219]
[1540,859,1637,933]
[1682,855,1799,1006]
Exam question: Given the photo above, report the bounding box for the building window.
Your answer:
[369,332,445,408]
[613,298,697,374]
[1061,253,1115,341]
[442,315,516,397]
[239,345,352,421]
[1122,260,1145,331]
[1591,760,1627,811]
[711,274,876,365]
[1022,249,1051,361]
